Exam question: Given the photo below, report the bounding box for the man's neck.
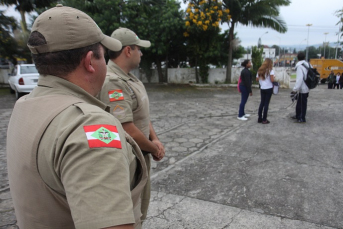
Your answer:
[112,58,131,74]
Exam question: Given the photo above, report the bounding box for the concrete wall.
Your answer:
[132,67,290,88]
[0,68,10,84]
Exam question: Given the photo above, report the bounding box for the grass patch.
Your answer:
[290,74,296,79]
[0,87,10,96]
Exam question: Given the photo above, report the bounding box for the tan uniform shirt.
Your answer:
[99,60,152,220]
[99,60,150,138]
[7,75,146,229]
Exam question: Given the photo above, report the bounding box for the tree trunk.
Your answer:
[155,58,164,83]
[225,21,235,83]
[19,10,28,34]
[165,54,168,83]
[195,57,199,83]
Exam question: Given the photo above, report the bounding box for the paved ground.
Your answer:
[0,83,342,229]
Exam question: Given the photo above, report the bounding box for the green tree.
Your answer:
[221,0,290,83]
[335,7,343,41]
[184,0,230,83]
[251,46,263,80]
[0,0,54,33]
[0,10,18,63]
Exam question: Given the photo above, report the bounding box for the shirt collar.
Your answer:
[107,60,139,82]
[37,75,109,111]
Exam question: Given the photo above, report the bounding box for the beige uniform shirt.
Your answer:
[99,60,150,138]
[99,60,152,220]
[7,75,146,229]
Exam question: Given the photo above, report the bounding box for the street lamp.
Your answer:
[305,24,312,61]
[276,36,281,67]
[323,32,328,58]
[258,31,268,47]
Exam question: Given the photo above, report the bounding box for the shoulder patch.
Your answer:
[83,125,122,148]
[108,90,124,102]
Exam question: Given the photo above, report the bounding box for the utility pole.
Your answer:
[324,32,328,58]
[305,24,312,61]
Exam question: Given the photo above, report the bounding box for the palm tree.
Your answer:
[222,0,290,83]
[0,0,54,33]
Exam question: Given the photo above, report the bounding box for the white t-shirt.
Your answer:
[257,69,274,89]
[336,75,340,84]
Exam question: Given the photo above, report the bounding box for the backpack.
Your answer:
[301,63,320,89]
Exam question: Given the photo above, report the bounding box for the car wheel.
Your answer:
[9,87,15,94]
[15,90,24,100]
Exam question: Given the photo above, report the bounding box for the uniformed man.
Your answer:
[98,28,165,221]
[6,5,147,229]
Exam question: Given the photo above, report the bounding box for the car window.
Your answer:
[20,65,38,74]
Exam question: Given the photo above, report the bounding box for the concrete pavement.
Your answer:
[0,83,342,229]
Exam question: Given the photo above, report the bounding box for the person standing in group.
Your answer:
[327,70,335,89]
[336,72,342,89]
[333,72,340,89]
[7,5,148,229]
[98,28,165,222]
[256,58,274,124]
[339,72,343,89]
[291,52,309,123]
[237,59,253,121]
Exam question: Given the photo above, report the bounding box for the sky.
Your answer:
[1,0,342,50]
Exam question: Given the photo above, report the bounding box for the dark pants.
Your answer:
[296,93,309,121]
[258,88,273,121]
[328,83,333,89]
[340,83,343,89]
[333,83,339,89]
[238,85,249,117]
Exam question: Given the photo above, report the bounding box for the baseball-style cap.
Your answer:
[111,28,151,48]
[28,4,122,54]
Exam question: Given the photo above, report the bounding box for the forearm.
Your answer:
[103,224,134,229]
[149,122,159,141]
[122,122,158,154]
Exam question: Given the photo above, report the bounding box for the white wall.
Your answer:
[132,67,290,88]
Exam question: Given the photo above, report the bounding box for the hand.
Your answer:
[151,140,165,161]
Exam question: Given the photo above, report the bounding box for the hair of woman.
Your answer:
[257,58,273,80]
[241,59,250,67]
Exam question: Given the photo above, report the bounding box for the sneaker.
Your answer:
[296,119,306,123]
[237,116,248,121]
[262,120,270,124]
[244,114,251,117]
[291,115,298,119]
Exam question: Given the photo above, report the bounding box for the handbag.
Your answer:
[272,82,279,95]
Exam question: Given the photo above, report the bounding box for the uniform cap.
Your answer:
[111,28,151,48]
[28,4,122,54]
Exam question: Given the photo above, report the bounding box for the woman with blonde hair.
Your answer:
[256,58,275,124]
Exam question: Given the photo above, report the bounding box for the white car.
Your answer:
[8,64,39,99]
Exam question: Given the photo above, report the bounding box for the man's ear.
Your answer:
[123,46,131,58]
[83,51,96,73]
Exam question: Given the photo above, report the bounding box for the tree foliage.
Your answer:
[0,10,18,63]
[184,0,230,83]
[221,0,290,83]
[251,46,263,79]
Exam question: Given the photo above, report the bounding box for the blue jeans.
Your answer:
[258,88,273,121]
[296,93,309,121]
[238,85,249,117]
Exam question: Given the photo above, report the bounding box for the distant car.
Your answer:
[8,64,39,99]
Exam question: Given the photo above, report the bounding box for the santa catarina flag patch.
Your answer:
[108,90,124,101]
[83,125,122,148]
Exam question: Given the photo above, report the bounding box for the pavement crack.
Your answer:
[221,209,243,229]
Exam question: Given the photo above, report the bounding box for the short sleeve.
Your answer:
[99,77,134,124]
[56,109,136,228]
[270,69,275,75]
